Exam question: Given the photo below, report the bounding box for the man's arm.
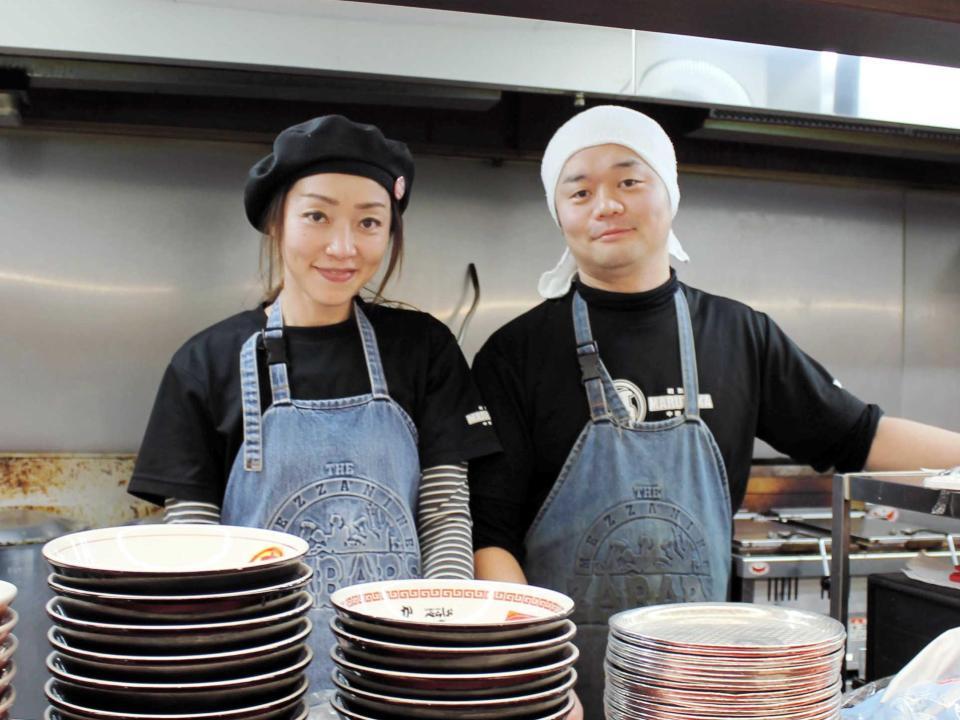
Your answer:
[865,416,960,471]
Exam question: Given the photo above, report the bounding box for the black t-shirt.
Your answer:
[129,300,500,507]
[469,272,883,560]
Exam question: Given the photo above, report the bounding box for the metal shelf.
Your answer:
[735,549,956,580]
[830,471,960,627]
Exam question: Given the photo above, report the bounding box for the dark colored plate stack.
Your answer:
[41,525,315,720]
[328,579,579,719]
[0,581,17,719]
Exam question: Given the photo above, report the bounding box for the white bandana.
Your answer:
[538,105,689,299]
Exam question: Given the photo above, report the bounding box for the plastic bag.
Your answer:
[842,627,960,719]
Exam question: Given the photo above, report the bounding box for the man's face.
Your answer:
[554,144,672,285]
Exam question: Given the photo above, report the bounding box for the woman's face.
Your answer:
[278,173,392,322]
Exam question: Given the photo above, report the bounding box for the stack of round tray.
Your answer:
[328,579,579,719]
[41,525,314,720]
[0,581,18,720]
[605,603,846,720]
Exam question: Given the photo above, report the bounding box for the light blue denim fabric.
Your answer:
[222,300,421,693]
[524,289,732,719]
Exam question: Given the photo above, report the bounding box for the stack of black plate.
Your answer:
[0,581,17,719]
[328,579,579,719]
[41,525,314,720]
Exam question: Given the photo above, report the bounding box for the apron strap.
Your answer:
[572,292,611,423]
[674,287,701,418]
[239,331,264,472]
[354,300,390,399]
[262,301,292,406]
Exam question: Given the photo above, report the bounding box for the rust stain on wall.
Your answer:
[0,454,161,528]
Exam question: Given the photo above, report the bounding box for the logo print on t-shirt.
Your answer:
[613,379,647,422]
[466,405,493,427]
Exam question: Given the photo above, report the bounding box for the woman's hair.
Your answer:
[259,185,405,305]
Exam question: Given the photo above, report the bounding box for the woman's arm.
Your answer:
[417,463,474,579]
[474,546,527,584]
[163,499,221,524]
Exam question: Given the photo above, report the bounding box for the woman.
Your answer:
[128,115,500,692]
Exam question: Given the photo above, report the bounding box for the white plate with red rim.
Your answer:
[332,668,577,719]
[604,696,841,720]
[335,664,575,701]
[45,704,310,720]
[331,617,575,671]
[331,580,574,643]
[46,646,311,692]
[47,591,311,634]
[0,686,14,716]
[0,610,16,644]
[0,635,16,666]
[43,525,307,579]
[46,593,311,651]
[329,642,579,694]
[48,584,309,626]
[49,621,311,679]
[607,636,844,671]
[45,672,308,715]
[609,603,845,654]
[47,562,312,608]
[0,661,15,693]
[331,690,577,720]
[605,691,842,720]
[0,581,15,612]
[45,676,308,720]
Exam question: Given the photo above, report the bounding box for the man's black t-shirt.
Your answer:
[469,273,882,560]
[129,300,500,507]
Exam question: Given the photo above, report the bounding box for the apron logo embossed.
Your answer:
[324,461,355,477]
[632,484,663,500]
[270,477,419,609]
[569,499,712,625]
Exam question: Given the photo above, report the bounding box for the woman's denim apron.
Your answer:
[524,289,731,719]
[222,300,421,694]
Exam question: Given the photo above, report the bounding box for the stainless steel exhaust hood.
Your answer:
[1,0,959,147]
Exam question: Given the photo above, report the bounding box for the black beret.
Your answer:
[244,115,415,231]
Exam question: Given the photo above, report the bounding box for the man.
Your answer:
[468,105,960,720]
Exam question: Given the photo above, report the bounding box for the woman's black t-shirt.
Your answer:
[129,300,500,506]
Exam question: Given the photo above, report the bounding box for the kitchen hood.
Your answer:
[1,0,959,162]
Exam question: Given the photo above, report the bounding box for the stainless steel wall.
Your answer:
[2,130,958,454]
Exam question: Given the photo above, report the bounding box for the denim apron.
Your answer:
[221,300,421,694]
[524,289,731,719]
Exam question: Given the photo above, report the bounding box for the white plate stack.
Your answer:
[328,579,579,719]
[605,603,846,720]
[40,525,315,720]
[0,581,18,720]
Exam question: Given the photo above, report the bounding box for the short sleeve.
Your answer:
[468,339,536,559]
[756,313,882,473]
[128,363,226,506]
[415,319,501,468]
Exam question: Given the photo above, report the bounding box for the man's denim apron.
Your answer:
[222,300,421,694]
[524,289,731,719]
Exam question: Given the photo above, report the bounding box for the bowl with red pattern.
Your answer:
[330,579,574,644]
